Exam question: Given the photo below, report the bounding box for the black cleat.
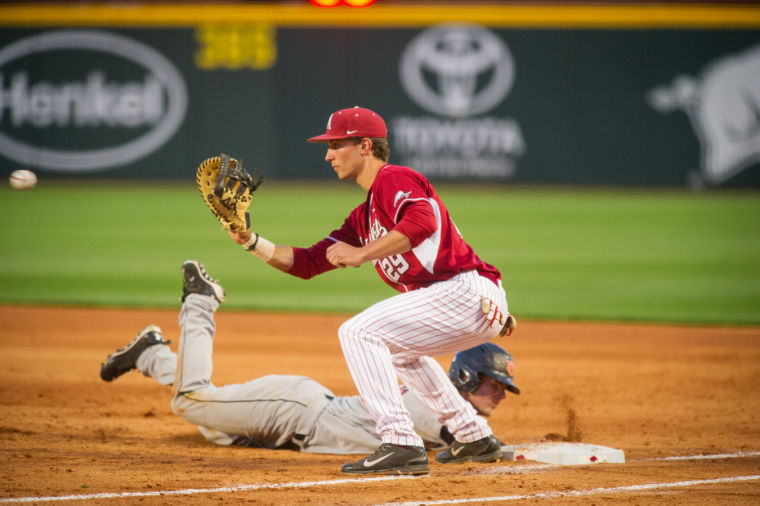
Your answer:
[100,325,169,382]
[181,260,226,302]
[341,443,429,476]
[435,435,503,464]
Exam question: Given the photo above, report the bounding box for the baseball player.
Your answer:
[227,106,515,475]
[99,259,521,455]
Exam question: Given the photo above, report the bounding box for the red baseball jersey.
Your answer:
[290,165,501,292]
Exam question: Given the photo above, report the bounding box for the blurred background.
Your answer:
[1,0,758,187]
[1,1,758,324]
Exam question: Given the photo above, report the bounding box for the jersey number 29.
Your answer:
[379,254,410,282]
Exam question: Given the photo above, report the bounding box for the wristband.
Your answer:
[243,233,275,262]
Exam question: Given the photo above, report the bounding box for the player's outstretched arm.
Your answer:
[228,229,295,272]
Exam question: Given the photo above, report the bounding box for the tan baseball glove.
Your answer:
[196,153,262,232]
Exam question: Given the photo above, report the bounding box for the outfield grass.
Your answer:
[1,181,758,325]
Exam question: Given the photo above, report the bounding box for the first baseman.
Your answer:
[99,260,521,455]
[227,106,515,475]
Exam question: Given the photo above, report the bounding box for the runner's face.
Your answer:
[325,138,363,180]
[463,375,507,417]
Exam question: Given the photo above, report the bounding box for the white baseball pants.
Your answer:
[338,270,508,447]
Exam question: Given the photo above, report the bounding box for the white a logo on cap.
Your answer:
[326,113,334,131]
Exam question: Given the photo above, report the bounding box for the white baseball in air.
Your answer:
[9,169,37,190]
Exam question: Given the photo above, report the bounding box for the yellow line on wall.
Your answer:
[0,3,759,28]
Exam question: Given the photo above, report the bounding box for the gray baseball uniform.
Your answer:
[134,294,448,454]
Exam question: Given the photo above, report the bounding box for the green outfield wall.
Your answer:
[0,3,759,187]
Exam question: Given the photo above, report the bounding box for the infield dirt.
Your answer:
[1,305,759,504]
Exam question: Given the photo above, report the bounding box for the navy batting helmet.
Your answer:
[448,342,520,394]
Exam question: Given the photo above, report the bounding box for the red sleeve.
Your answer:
[287,206,363,279]
[393,200,436,248]
[289,238,338,279]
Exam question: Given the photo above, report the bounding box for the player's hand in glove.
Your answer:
[196,153,262,233]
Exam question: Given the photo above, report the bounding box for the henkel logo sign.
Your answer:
[394,24,524,179]
[647,43,760,187]
[0,31,187,172]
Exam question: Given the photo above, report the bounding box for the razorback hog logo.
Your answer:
[647,43,760,186]
[0,30,187,172]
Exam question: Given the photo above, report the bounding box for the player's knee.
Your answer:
[338,318,362,347]
[337,320,352,346]
[170,393,204,427]
[339,317,390,350]
[170,392,197,420]
[170,393,184,415]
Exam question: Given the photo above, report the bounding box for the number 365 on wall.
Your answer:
[194,24,277,70]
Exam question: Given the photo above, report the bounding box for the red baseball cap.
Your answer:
[307,106,387,143]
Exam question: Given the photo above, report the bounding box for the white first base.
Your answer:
[501,442,625,466]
